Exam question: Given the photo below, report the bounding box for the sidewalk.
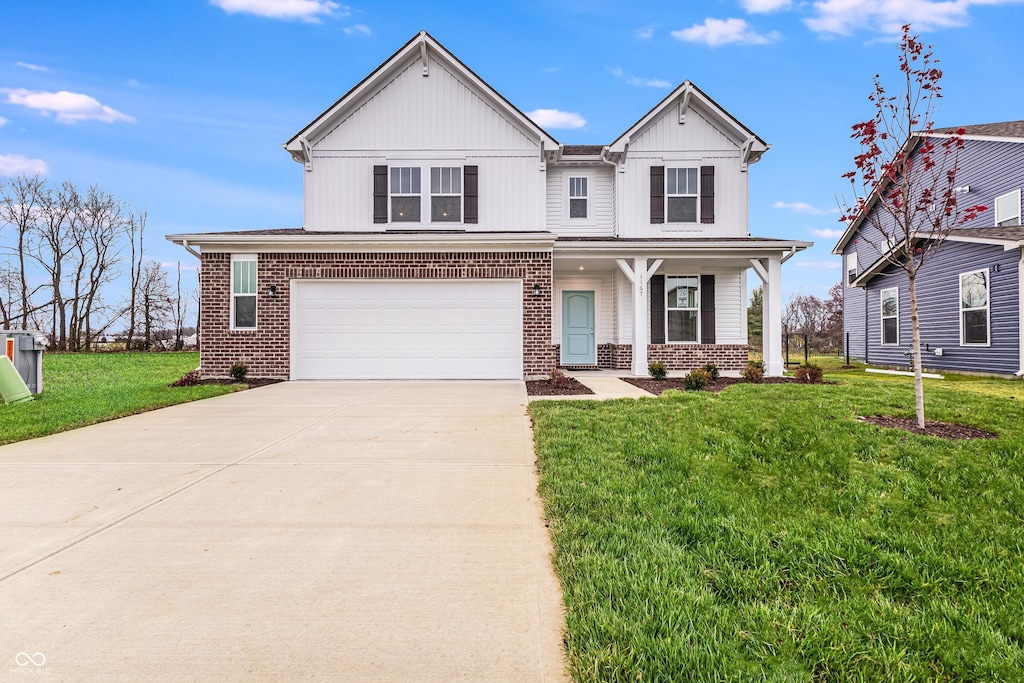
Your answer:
[529,370,654,401]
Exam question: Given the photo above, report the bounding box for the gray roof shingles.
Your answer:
[561,145,605,156]
[932,121,1024,139]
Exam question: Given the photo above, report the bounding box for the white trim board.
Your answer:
[865,368,944,379]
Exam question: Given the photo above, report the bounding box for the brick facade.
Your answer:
[554,343,748,372]
[200,250,555,380]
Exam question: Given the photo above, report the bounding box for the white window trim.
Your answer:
[564,173,593,223]
[388,163,465,225]
[230,253,258,331]
[959,268,991,347]
[665,167,699,225]
[847,252,858,287]
[879,287,899,346]
[665,275,700,344]
[994,189,1021,227]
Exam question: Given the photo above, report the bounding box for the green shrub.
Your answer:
[229,361,249,382]
[683,368,711,390]
[794,363,823,384]
[741,363,764,383]
[748,358,765,371]
[648,361,668,380]
[701,363,720,380]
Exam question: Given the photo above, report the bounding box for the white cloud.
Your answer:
[1,88,135,124]
[795,259,842,270]
[527,108,586,129]
[15,62,49,72]
[610,66,672,88]
[127,78,143,88]
[343,23,371,36]
[0,154,48,176]
[210,0,345,22]
[812,227,846,238]
[671,18,781,46]
[543,66,560,73]
[634,25,655,39]
[773,200,840,215]
[741,0,793,11]
[0,116,7,127]
[804,0,1024,35]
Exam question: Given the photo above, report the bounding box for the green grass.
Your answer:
[530,372,1024,682]
[0,352,241,445]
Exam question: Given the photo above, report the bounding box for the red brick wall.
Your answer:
[200,251,555,379]
[551,343,748,372]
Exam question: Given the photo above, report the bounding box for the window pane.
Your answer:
[882,317,898,344]
[668,196,697,222]
[569,198,587,218]
[431,196,461,222]
[391,196,420,222]
[233,261,256,295]
[995,191,1019,226]
[668,310,698,342]
[390,167,400,192]
[881,292,897,317]
[961,272,988,308]
[450,168,461,194]
[963,310,988,344]
[667,277,698,308]
[234,295,256,328]
[430,167,440,194]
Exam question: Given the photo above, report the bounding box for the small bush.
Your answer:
[229,361,249,382]
[683,368,711,391]
[794,363,823,384]
[701,363,720,380]
[741,363,764,383]
[648,362,668,380]
[169,370,201,387]
[550,368,573,387]
[748,358,765,371]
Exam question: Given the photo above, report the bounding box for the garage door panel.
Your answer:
[293,280,522,380]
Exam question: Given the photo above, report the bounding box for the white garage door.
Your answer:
[291,280,523,380]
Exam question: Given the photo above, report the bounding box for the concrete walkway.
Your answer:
[529,370,654,401]
[0,382,566,682]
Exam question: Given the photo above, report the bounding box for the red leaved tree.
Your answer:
[840,25,985,429]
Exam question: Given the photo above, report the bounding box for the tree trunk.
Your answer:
[908,272,926,429]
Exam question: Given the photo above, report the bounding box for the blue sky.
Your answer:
[2,0,1024,300]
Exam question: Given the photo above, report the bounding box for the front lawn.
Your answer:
[0,352,240,445]
[530,374,1024,681]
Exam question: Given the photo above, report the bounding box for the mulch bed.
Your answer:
[859,415,996,440]
[197,377,285,389]
[622,376,802,396]
[526,376,595,396]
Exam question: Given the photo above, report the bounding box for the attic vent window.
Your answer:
[995,189,1021,227]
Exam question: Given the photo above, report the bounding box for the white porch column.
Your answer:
[749,256,784,377]
[617,257,663,376]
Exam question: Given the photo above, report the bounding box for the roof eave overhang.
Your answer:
[852,232,1024,287]
[166,231,558,254]
[554,239,812,260]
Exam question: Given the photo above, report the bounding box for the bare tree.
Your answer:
[170,261,192,351]
[31,181,80,349]
[67,186,125,350]
[0,174,45,327]
[123,206,146,351]
[839,25,985,427]
[137,260,172,350]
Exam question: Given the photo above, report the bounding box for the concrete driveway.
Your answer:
[0,381,566,682]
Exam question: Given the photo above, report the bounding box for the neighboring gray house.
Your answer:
[834,121,1024,376]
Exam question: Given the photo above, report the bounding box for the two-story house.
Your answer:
[834,121,1024,377]
[169,31,809,380]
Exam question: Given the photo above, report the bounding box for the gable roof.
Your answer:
[607,80,769,163]
[284,31,559,162]
[933,120,1024,140]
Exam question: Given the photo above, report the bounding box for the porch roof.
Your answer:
[553,236,812,260]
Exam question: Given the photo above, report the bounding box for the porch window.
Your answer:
[390,167,421,222]
[960,269,990,345]
[880,287,898,345]
[231,255,257,330]
[847,252,858,287]
[568,176,588,219]
[666,276,699,342]
[666,168,698,223]
[995,189,1021,227]
[430,166,462,222]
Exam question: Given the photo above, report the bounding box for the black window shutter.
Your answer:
[700,166,715,224]
[700,274,716,343]
[373,165,388,224]
[464,165,478,224]
[650,274,665,344]
[650,166,665,224]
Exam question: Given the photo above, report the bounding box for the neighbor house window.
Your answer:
[568,176,588,219]
[960,269,990,345]
[430,166,461,222]
[231,255,257,330]
[880,287,898,345]
[666,168,698,223]
[995,189,1021,227]
[666,276,699,342]
[390,166,421,222]
[847,252,858,287]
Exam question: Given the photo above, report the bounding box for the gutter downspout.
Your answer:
[600,147,620,238]
[780,246,797,264]
[181,239,201,260]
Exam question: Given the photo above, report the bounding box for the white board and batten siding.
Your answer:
[291,280,523,380]
[552,275,618,344]
[305,54,545,232]
[546,166,616,237]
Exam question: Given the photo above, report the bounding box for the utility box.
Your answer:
[0,330,46,394]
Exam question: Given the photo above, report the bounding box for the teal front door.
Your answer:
[561,291,595,365]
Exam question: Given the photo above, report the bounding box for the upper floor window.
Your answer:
[430,167,462,222]
[995,189,1021,227]
[666,276,699,342]
[390,167,421,222]
[231,254,257,330]
[847,252,858,287]
[880,287,898,345]
[960,269,990,345]
[568,176,588,219]
[666,168,698,223]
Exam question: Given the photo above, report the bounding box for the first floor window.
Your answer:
[390,166,421,222]
[880,287,898,345]
[430,166,462,222]
[960,269,990,345]
[666,168,698,223]
[667,276,699,342]
[232,255,257,329]
[568,176,588,219]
